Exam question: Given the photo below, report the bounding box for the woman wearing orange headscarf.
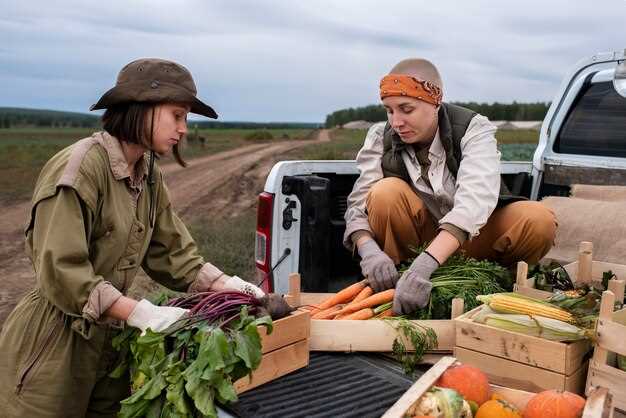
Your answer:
[344,58,557,315]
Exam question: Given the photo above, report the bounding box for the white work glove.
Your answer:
[127,299,188,335]
[358,239,399,292]
[223,275,266,299]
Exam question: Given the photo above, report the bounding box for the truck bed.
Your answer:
[224,352,428,418]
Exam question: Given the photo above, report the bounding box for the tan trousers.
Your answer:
[366,177,557,266]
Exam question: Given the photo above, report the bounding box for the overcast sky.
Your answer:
[2,1,625,122]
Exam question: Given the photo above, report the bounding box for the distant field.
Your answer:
[0,127,314,202]
[283,128,539,162]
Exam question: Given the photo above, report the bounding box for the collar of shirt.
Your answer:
[97,132,148,189]
[406,128,444,165]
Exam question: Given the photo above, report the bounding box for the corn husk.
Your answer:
[473,311,590,341]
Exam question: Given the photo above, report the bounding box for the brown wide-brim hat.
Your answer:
[90,58,218,119]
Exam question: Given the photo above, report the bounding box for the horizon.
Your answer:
[2,1,624,122]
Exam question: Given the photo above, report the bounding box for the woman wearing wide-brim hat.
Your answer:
[0,58,265,417]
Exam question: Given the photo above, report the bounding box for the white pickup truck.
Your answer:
[255,49,626,296]
[219,50,626,418]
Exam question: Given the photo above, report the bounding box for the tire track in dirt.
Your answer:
[0,130,329,324]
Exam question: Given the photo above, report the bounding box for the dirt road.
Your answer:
[0,130,329,324]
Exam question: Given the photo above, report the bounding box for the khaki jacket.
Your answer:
[24,132,221,333]
[343,114,501,250]
[0,132,223,417]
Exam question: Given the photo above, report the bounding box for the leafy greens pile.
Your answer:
[402,252,511,320]
[110,295,272,418]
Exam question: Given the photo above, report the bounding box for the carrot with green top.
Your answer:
[375,310,394,319]
[311,280,367,314]
[343,302,393,320]
[337,286,374,313]
[374,302,394,319]
[334,289,395,316]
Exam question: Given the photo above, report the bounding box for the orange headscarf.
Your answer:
[379,74,442,106]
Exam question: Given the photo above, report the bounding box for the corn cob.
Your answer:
[477,293,575,324]
[474,312,589,341]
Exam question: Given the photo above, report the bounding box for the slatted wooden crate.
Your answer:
[284,273,463,353]
[455,242,626,395]
[234,309,310,393]
[383,356,614,418]
[515,241,626,301]
[454,304,591,394]
[586,290,626,412]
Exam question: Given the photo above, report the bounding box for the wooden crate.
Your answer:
[515,241,626,301]
[234,309,310,393]
[587,290,626,412]
[454,305,591,394]
[284,273,463,353]
[383,356,614,418]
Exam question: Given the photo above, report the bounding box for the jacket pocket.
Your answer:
[15,319,63,395]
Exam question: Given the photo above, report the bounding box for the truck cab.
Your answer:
[255,50,626,296]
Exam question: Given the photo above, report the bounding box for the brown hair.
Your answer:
[102,103,187,167]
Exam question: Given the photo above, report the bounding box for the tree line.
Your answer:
[0,107,321,130]
[325,101,551,127]
[0,108,100,128]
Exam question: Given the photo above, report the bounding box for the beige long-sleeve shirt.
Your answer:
[343,114,501,251]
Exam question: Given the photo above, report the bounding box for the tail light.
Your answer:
[255,192,274,293]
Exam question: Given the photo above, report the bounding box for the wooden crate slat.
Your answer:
[454,346,588,394]
[297,282,460,353]
[587,291,626,413]
[582,387,614,418]
[382,356,457,418]
[234,339,309,394]
[596,319,626,358]
[309,317,455,352]
[587,363,626,412]
[455,306,590,374]
[383,356,611,417]
[564,261,626,283]
[259,310,310,354]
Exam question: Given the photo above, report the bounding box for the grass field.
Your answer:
[1,126,540,288]
[0,127,315,202]
[282,127,540,161]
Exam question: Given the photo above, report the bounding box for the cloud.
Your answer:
[1,0,625,122]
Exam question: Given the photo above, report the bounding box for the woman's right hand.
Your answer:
[126,299,188,335]
[357,239,399,292]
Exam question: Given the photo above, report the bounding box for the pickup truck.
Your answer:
[255,49,626,296]
[222,50,626,417]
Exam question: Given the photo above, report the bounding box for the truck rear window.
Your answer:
[554,81,626,157]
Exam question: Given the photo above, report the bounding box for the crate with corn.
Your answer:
[453,275,626,394]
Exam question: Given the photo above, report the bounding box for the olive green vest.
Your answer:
[381,103,525,207]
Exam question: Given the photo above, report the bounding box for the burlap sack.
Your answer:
[542,185,626,264]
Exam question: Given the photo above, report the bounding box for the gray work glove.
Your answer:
[392,252,440,315]
[357,239,399,292]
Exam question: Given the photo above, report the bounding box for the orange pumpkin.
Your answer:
[436,364,491,405]
[476,399,522,418]
[523,390,585,418]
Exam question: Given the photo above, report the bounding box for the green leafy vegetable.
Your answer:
[401,252,510,320]
[385,317,437,375]
[112,303,272,418]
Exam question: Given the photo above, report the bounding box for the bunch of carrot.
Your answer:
[309,280,395,320]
